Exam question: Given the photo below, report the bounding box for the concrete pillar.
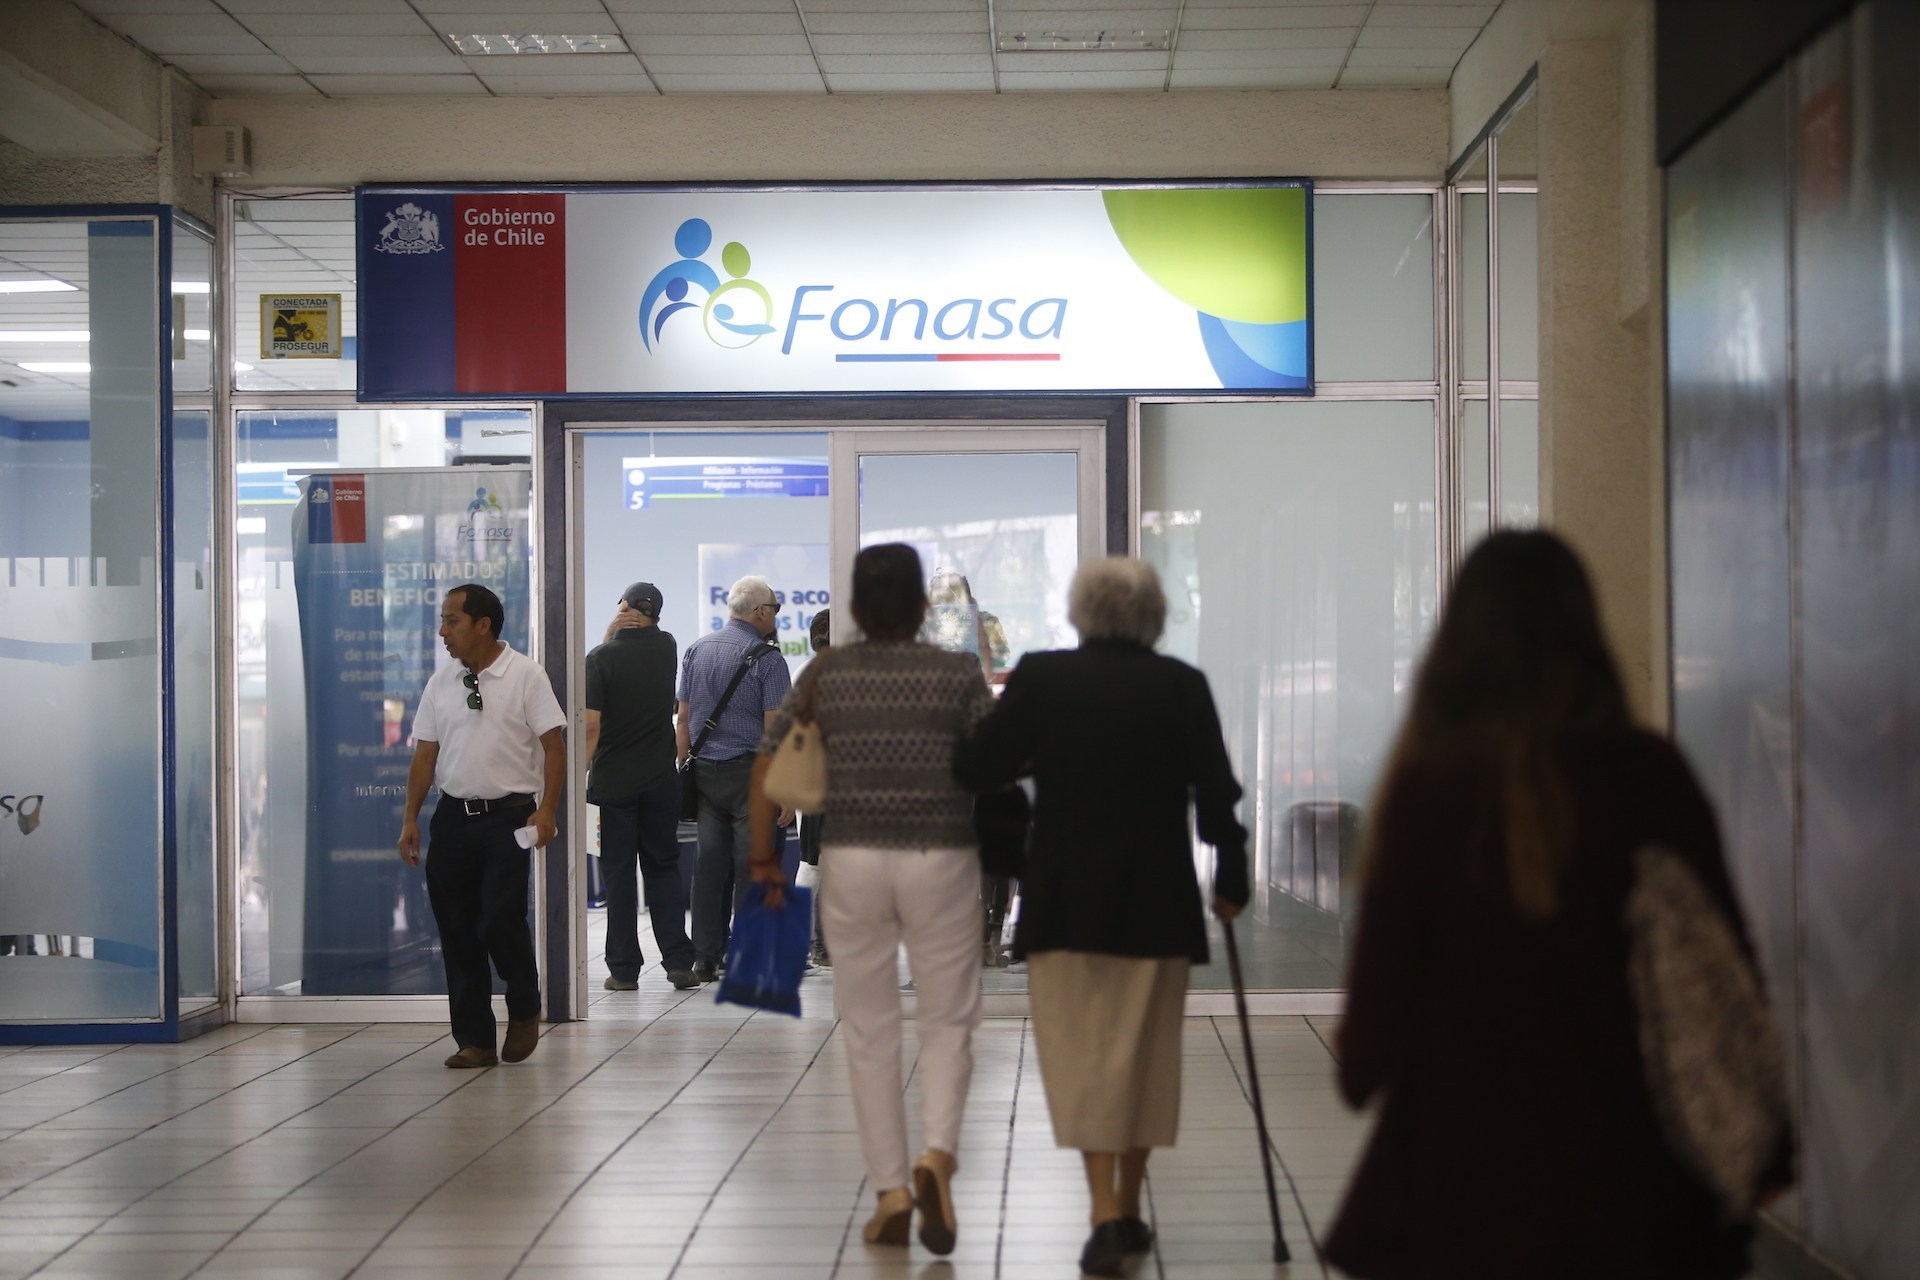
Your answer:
[1535,2,1666,721]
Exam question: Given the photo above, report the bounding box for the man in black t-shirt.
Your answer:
[585,582,698,990]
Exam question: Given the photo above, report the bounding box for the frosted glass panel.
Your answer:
[1464,399,1490,546]
[1140,400,1438,991]
[0,217,164,1022]
[1498,399,1540,527]
[1313,193,1435,382]
[1498,193,1539,381]
[175,407,217,1007]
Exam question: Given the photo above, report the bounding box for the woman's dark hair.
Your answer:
[1376,530,1630,915]
[448,583,504,641]
[809,607,832,652]
[851,544,926,641]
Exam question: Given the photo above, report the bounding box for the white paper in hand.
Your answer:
[514,824,539,850]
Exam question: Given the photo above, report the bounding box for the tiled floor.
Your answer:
[0,971,1365,1278]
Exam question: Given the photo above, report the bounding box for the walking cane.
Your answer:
[1223,917,1291,1265]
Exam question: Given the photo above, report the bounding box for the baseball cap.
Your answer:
[621,582,663,617]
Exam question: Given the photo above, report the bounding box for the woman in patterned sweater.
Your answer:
[748,543,994,1257]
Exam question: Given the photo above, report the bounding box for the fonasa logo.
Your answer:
[0,793,44,836]
[461,486,512,543]
[639,218,776,352]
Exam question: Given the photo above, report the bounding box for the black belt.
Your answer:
[446,792,535,817]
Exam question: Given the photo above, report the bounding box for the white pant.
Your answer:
[820,842,982,1191]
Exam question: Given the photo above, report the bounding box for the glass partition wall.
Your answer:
[0,209,217,1040]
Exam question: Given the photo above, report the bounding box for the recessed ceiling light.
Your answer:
[172,281,210,294]
[185,329,211,341]
[0,279,78,294]
[448,33,628,56]
[0,330,89,342]
[997,30,1171,53]
[20,361,90,373]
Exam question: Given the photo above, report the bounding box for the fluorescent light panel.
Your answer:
[172,281,210,294]
[0,330,90,342]
[997,30,1171,52]
[19,361,89,373]
[448,33,627,56]
[0,279,77,294]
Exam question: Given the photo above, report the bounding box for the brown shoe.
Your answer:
[912,1149,958,1255]
[862,1187,913,1246]
[501,1017,539,1063]
[443,1046,497,1069]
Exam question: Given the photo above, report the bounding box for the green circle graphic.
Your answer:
[721,241,752,278]
[1102,187,1307,325]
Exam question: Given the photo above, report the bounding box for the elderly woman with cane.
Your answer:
[954,556,1249,1278]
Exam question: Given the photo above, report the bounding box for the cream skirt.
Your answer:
[1027,950,1191,1152]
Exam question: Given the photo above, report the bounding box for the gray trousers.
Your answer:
[689,754,755,964]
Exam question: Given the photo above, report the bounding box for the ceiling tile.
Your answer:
[190,74,320,95]
[825,71,997,92]
[306,74,492,94]
[604,0,792,10]
[996,6,1179,25]
[996,69,1168,90]
[637,55,825,74]
[815,54,993,74]
[803,13,985,35]
[1174,47,1356,69]
[476,74,662,93]
[612,13,807,35]
[808,33,984,54]
[1367,4,1496,26]
[95,11,254,39]
[1336,65,1452,86]
[413,0,627,12]
[265,34,461,57]
[1169,67,1338,89]
[73,0,222,14]
[161,53,300,74]
[1356,27,1476,50]
[648,73,828,92]
[460,53,649,75]
[1181,5,1369,29]
[994,50,1169,72]
[236,14,438,37]
[1175,28,1356,50]
[625,35,816,55]
[289,54,474,74]
[220,0,417,10]
[417,10,616,28]
[806,0,986,12]
[1345,45,1464,67]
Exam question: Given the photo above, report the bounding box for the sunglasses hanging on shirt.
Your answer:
[462,670,482,711]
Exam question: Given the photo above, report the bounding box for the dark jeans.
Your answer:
[425,799,541,1051]
[599,772,694,978]
[690,754,755,965]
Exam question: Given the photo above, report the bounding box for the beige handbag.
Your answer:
[763,669,827,811]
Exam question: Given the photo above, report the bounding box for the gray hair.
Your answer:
[727,575,776,618]
[1069,557,1166,646]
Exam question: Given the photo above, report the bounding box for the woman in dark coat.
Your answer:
[954,556,1249,1279]
[1326,530,1791,1280]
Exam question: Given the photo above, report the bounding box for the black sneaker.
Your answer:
[1118,1216,1154,1254]
[666,969,700,990]
[692,960,719,983]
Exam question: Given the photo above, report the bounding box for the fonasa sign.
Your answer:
[357,184,1311,398]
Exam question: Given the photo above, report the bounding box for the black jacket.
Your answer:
[953,639,1248,963]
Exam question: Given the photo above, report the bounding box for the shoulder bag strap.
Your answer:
[687,641,776,762]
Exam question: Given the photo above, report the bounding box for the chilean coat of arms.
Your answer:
[375,202,444,255]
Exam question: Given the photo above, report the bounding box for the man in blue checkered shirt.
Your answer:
[677,574,795,980]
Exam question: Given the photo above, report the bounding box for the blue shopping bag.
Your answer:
[715,882,813,1017]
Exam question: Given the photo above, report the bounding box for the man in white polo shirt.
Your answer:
[398,583,566,1069]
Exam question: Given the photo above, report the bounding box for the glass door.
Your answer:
[834,425,1106,999]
